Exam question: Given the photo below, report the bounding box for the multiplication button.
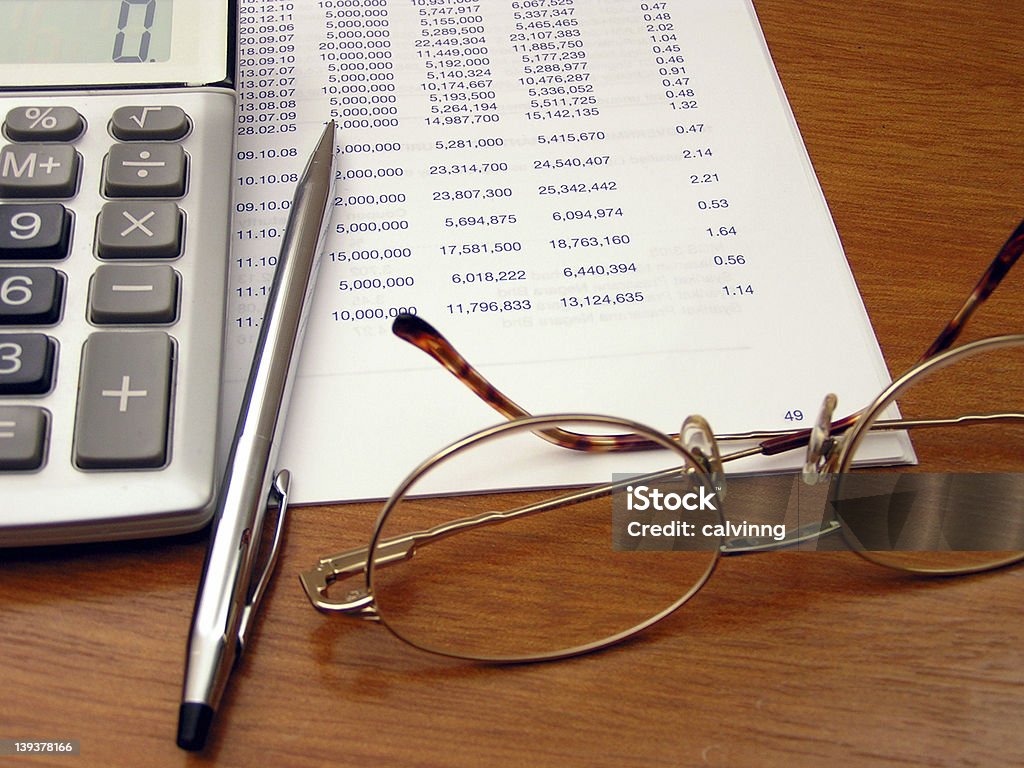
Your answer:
[73,331,173,469]
[0,406,48,471]
[96,201,182,259]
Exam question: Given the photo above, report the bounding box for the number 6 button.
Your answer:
[0,267,64,325]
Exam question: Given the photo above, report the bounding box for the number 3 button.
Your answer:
[0,333,56,395]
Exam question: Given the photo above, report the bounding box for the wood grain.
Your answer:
[2,2,1023,765]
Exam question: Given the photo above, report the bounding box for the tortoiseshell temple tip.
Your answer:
[392,313,441,344]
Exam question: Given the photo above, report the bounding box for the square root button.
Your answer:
[110,106,190,141]
[73,331,173,469]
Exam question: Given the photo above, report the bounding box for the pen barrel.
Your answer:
[234,122,336,473]
[180,123,337,726]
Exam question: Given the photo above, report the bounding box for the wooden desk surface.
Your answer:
[3,2,1022,765]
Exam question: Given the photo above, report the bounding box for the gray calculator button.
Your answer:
[74,331,173,469]
[4,106,85,142]
[0,333,55,394]
[0,144,79,198]
[0,267,63,325]
[0,204,71,260]
[110,106,189,141]
[89,265,178,325]
[96,201,182,259]
[0,406,48,470]
[103,143,187,198]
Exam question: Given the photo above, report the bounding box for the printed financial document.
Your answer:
[227,0,910,503]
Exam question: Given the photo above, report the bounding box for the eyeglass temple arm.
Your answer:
[758,218,1024,456]
[392,314,661,451]
[919,218,1024,361]
[300,468,687,612]
[393,220,1024,457]
[394,315,1024,460]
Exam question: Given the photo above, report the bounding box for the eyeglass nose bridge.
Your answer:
[802,393,841,485]
[680,415,725,500]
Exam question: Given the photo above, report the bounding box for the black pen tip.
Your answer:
[177,703,215,751]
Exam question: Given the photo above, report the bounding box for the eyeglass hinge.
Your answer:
[299,552,377,615]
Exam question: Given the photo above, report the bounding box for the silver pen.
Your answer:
[176,121,338,751]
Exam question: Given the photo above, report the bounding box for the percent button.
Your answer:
[4,106,85,142]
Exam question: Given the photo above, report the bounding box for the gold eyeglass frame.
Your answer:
[299,220,1024,663]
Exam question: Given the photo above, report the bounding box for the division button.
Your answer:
[74,331,173,469]
[0,405,48,471]
[103,143,187,198]
[4,106,85,142]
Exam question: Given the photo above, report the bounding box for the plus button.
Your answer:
[101,375,149,412]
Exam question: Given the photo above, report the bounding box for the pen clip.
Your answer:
[237,469,291,654]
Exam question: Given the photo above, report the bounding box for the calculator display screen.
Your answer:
[0,0,173,65]
[0,0,226,89]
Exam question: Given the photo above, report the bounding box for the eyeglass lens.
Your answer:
[369,417,722,661]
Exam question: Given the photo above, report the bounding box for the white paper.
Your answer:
[227,0,909,504]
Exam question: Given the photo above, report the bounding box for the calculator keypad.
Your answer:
[0,102,195,473]
[0,89,234,544]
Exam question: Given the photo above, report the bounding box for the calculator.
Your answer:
[0,1,236,545]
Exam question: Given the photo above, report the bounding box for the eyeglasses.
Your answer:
[300,220,1024,663]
